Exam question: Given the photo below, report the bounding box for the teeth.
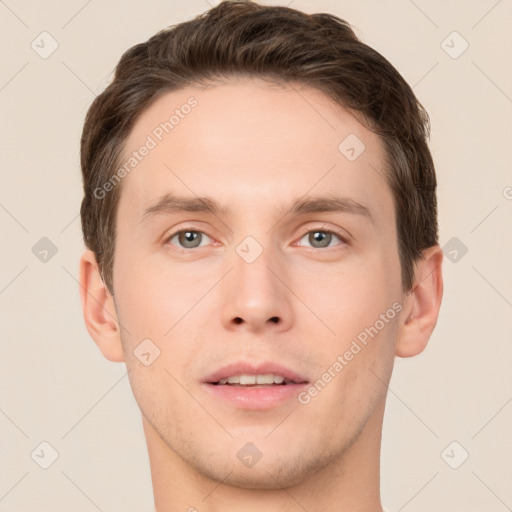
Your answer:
[240,375,257,385]
[217,374,289,385]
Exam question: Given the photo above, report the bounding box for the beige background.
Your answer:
[1,0,511,510]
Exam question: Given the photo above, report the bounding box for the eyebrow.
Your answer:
[141,193,374,225]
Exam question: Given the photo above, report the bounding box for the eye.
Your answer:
[165,229,212,250]
[164,226,348,252]
[296,228,347,249]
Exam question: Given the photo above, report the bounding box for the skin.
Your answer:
[79,77,443,512]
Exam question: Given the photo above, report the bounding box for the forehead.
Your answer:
[118,77,393,225]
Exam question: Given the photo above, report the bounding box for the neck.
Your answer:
[143,399,386,512]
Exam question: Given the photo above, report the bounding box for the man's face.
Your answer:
[111,77,405,488]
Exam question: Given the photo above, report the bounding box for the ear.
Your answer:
[396,245,444,358]
[78,250,125,362]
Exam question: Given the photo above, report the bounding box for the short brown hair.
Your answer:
[80,0,438,294]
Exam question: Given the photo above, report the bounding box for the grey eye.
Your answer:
[169,230,211,249]
[299,230,342,249]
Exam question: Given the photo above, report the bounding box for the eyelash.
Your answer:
[163,225,349,252]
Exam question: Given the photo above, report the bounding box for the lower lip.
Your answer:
[202,383,309,410]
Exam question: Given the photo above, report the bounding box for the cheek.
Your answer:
[307,247,400,330]
[112,244,182,330]
[112,253,213,379]
[299,244,401,389]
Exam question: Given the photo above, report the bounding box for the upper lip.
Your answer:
[202,361,309,384]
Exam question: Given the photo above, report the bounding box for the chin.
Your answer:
[190,448,331,490]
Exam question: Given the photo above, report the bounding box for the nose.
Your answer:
[221,241,294,334]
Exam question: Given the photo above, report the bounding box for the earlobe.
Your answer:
[396,245,444,358]
[79,250,125,362]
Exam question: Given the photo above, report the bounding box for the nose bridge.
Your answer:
[231,206,279,271]
[233,232,281,297]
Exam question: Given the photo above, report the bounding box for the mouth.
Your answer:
[209,374,304,387]
[203,361,309,386]
[202,362,309,410]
